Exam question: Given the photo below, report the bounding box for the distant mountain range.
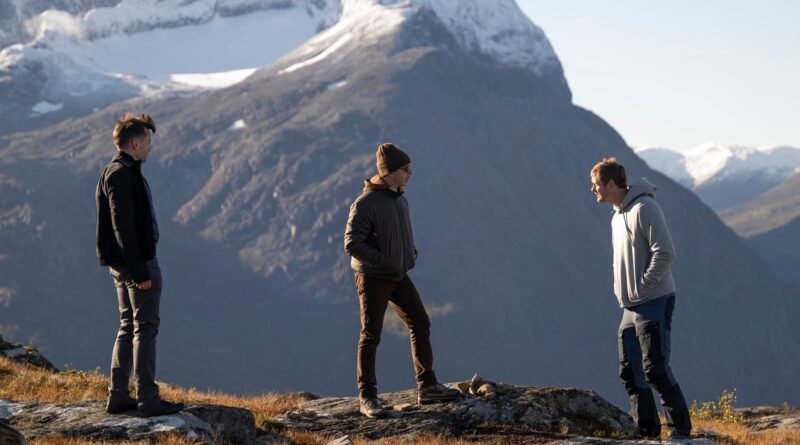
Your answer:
[636,144,800,211]
[1,0,799,409]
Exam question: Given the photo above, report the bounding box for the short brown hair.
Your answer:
[113,113,156,149]
[591,157,627,189]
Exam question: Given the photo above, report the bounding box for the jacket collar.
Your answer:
[113,151,141,169]
[363,175,404,197]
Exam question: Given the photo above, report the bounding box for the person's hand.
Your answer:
[137,280,152,290]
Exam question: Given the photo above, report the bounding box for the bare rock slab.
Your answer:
[279,379,635,441]
[737,405,800,430]
[0,399,255,444]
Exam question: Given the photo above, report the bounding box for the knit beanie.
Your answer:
[376,143,411,176]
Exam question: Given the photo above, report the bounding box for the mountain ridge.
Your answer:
[636,143,800,210]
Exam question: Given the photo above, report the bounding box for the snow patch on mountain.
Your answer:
[30,101,64,116]
[685,143,800,186]
[338,0,561,75]
[27,9,84,40]
[635,146,692,188]
[15,4,323,88]
[169,69,257,89]
[279,32,354,74]
[327,79,347,90]
[228,119,247,131]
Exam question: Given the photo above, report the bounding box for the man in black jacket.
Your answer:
[96,113,184,417]
[344,143,459,418]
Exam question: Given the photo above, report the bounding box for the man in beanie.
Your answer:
[344,143,459,418]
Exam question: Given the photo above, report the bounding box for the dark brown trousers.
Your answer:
[355,273,436,397]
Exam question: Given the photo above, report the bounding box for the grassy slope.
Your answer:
[1,356,798,445]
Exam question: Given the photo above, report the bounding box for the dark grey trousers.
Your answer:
[108,258,162,404]
[618,293,691,436]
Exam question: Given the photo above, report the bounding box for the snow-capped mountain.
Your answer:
[0,0,567,136]
[0,0,336,134]
[636,143,800,210]
[631,146,693,187]
[0,0,122,49]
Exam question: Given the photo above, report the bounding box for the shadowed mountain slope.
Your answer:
[721,170,800,237]
[720,171,800,288]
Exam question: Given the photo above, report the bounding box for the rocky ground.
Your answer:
[736,405,800,431]
[0,399,255,443]
[280,375,635,440]
[279,375,718,445]
[0,358,797,445]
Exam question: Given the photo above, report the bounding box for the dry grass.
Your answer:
[0,356,307,442]
[4,356,800,444]
[691,419,800,445]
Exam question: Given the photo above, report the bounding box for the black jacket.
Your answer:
[96,152,157,282]
[344,175,416,281]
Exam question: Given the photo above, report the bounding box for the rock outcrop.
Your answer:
[737,405,800,431]
[0,399,255,444]
[0,336,56,371]
[0,419,24,445]
[281,376,636,441]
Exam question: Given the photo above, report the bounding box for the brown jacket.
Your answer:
[344,175,417,281]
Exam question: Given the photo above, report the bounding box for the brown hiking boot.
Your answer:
[418,383,460,404]
[359,396,387,418]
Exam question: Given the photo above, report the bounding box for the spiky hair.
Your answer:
[113,113,156,149]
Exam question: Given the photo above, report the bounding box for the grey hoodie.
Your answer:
[612,179,676,308]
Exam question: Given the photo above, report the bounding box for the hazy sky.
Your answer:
[517,1,799,152]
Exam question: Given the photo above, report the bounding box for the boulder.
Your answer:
[737,405,800,430]
[0,336,56,372]
[0,399,255,444]
[0,419,24,445]
[279,376,636,441]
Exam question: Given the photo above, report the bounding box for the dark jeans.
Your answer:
[108,258,162,405]
[618,293,692,436]
[355,273,437,397]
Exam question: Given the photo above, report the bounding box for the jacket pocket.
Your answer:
[109,265,132,286]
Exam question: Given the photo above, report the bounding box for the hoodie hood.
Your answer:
[363,175,389,191]
[618,178,657,211]
[363,175,405,196]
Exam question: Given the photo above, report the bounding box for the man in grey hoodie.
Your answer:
[590,158,692,439]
